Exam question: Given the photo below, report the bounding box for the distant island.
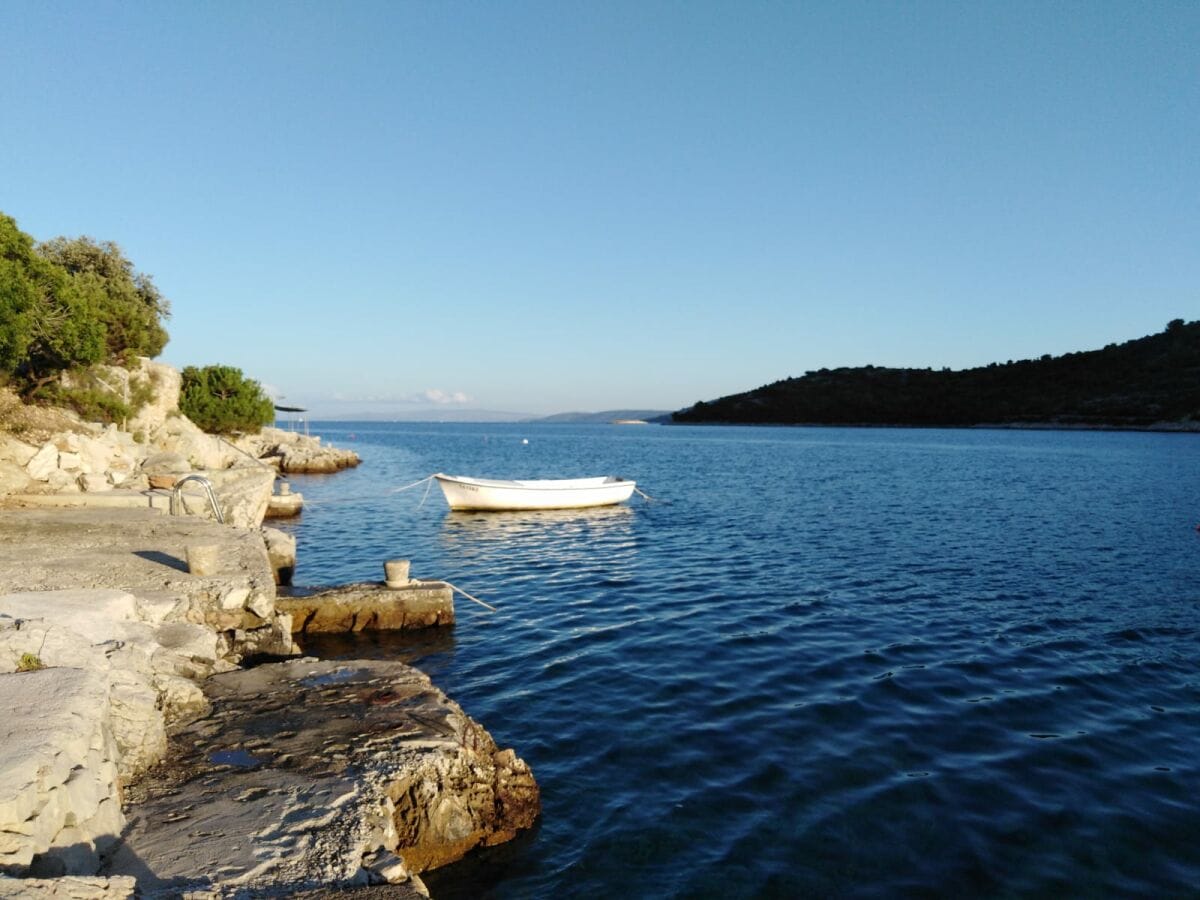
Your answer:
[531,409,670,424]
[673,319,1200,430]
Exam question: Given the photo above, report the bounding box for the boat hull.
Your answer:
[434,474,636,511]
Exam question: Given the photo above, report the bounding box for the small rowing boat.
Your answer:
[433,473,637,511]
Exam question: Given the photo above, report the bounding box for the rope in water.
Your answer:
[439,580,498,612]
[387,474,438,495]
[301,474,438,506]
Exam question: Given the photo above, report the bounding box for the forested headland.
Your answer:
[672,320,1200,429]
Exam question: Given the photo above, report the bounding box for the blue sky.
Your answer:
[4,1,1197,417]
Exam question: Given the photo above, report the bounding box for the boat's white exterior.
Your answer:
[434,473,636,511]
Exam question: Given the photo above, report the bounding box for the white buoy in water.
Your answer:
[522,438,529,444]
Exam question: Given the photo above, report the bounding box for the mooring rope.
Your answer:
[417,475,436,509]
[634,486,663,503]
[415,579,498,612]
[387,474,438,495]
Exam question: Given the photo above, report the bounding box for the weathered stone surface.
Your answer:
[278,583,455,634]
[0,461,30,497]
[125,359,180,439]
[0,874,137,898]
[0,509,295,665]
[45,470,80,493]
[26,444,60,482]
[232,428,361,474]
[0,668,123,877]
[0,590,174,782]
[77,474,112,493]
[261,526,296,586]
[138,452,189,477]
[108,659,533,894]
[0,436,38,469]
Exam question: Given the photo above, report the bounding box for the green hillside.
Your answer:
[673,320,1200,429]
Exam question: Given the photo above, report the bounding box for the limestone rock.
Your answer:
[0,668,124,876]
[231,428,361,474]
[0,460,31,496]
[26,443,59,481]
[77,474,111,493]
[126,359,180,438]
[45,470,79,493]
[0,590,170,783]
[0,436,38,468]
[106,669,167,781]
[77,435,116,475]
[151,673,211,725]
[0,508,295,665]
[147,414,230,471]
[204,467,275,529]
[150,622,222,681]
[107,659,538,894]
[0,874,137,898]
[139,452,189,477]
[261,526,296,586]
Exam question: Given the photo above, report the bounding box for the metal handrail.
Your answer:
[170,474,225,524]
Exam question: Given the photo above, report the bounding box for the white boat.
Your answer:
[433,473,637,511]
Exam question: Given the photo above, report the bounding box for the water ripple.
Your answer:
[285,423,1200,897]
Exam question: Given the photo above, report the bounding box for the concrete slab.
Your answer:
[4,491,170,514]
[0,508,293,664]
[278,582,455,634]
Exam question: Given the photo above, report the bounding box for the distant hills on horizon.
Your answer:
[532,409,670,424]
[293,408,672,425]
[673,319,1200,430]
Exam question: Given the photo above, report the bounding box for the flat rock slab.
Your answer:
[0,509,271,599]
[0,874,137,898]
[107,658,538,897]
[0,509,292,661]
[277,583,454,635]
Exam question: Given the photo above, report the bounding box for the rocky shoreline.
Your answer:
[0,363,540,897]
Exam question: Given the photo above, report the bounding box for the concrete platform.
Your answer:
[265,490,304,518]
[4,489,171,514]
[277,582,455,634]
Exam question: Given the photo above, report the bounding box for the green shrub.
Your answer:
[0,213,171,396]
[179,364,274,435]
[40,383,130,424]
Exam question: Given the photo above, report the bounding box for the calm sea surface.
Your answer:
[275,423,1200,898]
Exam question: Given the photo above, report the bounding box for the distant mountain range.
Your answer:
[530,409,670,424]
[302,408,534,423]
[672,319,1200,429]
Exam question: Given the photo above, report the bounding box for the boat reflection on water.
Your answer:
[441,504,635,546]
[438,505,639,583]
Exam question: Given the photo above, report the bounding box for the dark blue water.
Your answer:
[276,423,1200,897]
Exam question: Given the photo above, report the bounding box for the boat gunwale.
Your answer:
[434,473,634,492]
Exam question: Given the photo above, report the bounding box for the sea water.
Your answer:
[274,423,1200,897]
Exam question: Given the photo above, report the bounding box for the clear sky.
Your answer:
[4,1,1198,418]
